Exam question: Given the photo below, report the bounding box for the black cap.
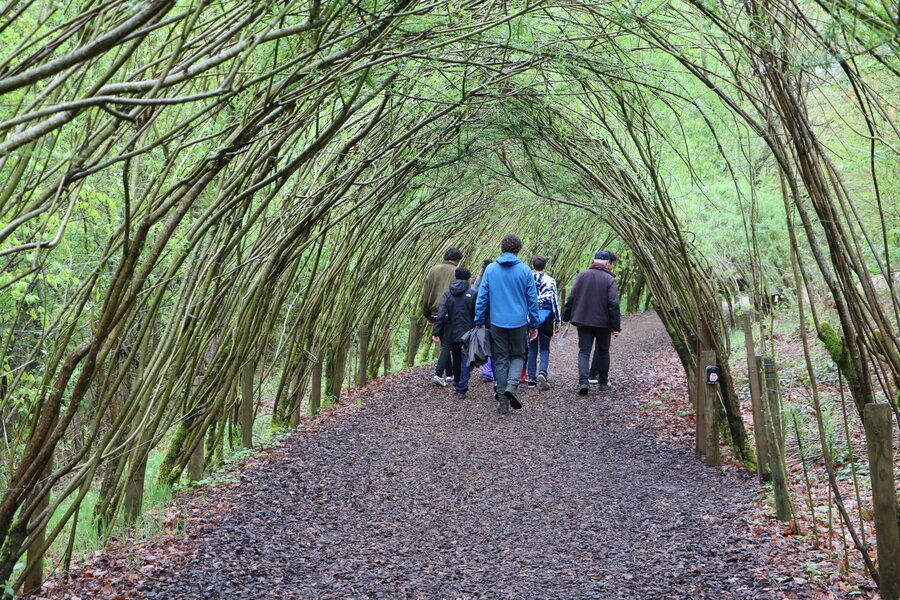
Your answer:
[594,250,611,260]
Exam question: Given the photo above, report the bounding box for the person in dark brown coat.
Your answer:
[562,250,621,395]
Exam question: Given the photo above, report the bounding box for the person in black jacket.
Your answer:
[562,251,621,395]
[432,268,477,397]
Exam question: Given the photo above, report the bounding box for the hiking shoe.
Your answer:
[588,378,599,385]
[456,392,467,399]
[445,375,454,382]
[598,383,612,391]
[506,389,522,410]
[498,394,510,414]
[578,384,589,396]
[537,373,550,390]
[526,380,537,389]
[483,376,493,383]
[433,375,448,387]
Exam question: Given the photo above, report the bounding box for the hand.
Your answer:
[528,329,538,341]
[427,319,435,326]
[432,335,440,343]
[554,324,560,334]
[613,331,620,339]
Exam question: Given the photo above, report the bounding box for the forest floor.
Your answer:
[36,311,876,599]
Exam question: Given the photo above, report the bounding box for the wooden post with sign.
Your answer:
[699,350,720,466]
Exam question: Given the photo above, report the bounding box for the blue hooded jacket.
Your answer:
[474,252,539,329]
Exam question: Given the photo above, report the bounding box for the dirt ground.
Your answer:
[36,311,872,599]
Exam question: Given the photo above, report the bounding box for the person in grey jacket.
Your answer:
[562,250,621,395]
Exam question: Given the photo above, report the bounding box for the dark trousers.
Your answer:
[577,326,612,385]
[434,333,453,377]
[450,342,471,394]
[490,325,528,396]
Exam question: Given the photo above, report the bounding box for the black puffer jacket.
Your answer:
[432,280,477,343]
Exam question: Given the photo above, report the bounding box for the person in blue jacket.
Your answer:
[475,234,539,414]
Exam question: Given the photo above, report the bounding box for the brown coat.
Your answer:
[422,261,457,318]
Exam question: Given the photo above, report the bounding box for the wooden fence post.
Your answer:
[358,325,370,387]
[240,359,255,448]
[406,316,419,367]
[763,356,792,521]
[310,360,323,416]
[19,463,50,596]
[699,350,720,466]
[187,375,205,482]
[327,336,349,399]
[743,311,770,481]
[752,355,771,481]
[124,435,150,523]
[863,403,900,600]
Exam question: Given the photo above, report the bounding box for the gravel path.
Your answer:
[105,312,814,599]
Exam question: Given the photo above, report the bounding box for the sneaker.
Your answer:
[588,378,599,385]
[433,375,448,387]
[445,375,454,382]
[482,376,493,383]
[456,392,467,399]
[578,384,589,396]
[498,394,509,414]
[526,380,537,389]
[537,373,550,391]
[506,389,522,410]
[598,383,611,391]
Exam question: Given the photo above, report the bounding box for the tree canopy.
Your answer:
[0,0,897,593]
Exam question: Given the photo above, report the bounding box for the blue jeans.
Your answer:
[450,342,471,395]
[527,331,551,380]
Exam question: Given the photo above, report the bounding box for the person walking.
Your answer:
[562,250,621,396]
[474,234,539,414]
[432,268,476,397]
[423,247,462,386]
[473,259,494,383]
[526,255,561,391]
[589,250,617,383]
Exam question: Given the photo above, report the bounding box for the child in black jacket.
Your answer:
[432,268,476,397]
